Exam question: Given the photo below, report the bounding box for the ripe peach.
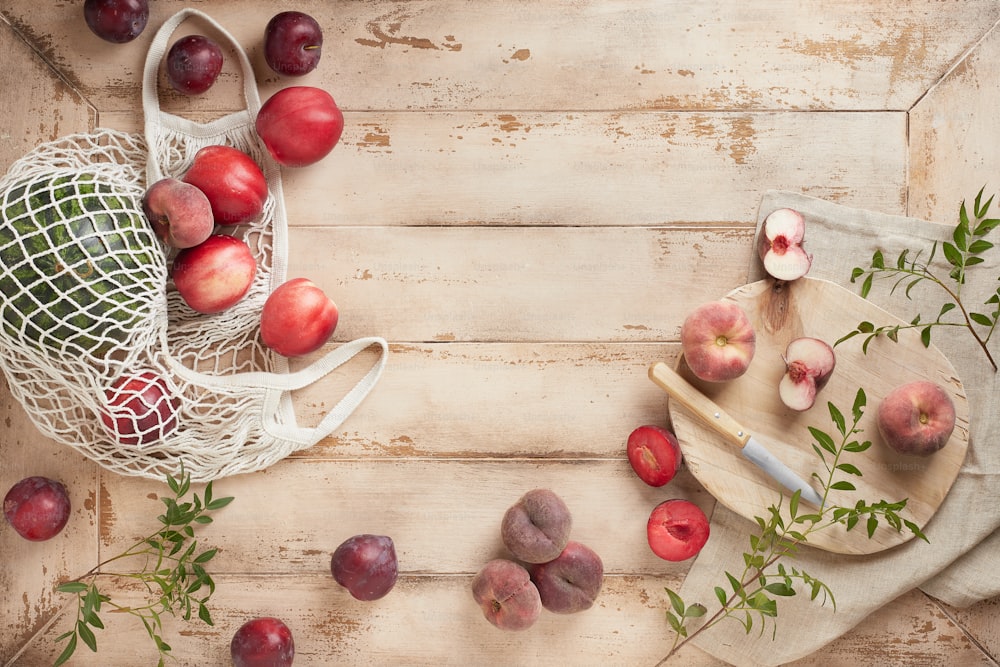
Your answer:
[680,300,756,382]
[501,488,573,564]
[471,559,542,631]
[141,178,214,249]
[646,499,710,562]
[877,380,956,456]
[758,207,813,281]
[528,541,604,614]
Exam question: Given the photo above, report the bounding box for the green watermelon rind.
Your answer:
[0,173,164,359]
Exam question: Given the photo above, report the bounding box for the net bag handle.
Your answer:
[141,8,389,449]
[142,7,262,184]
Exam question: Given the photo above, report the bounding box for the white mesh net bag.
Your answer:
[0,9,387,482]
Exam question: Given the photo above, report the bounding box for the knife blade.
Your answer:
[648,361,825,507]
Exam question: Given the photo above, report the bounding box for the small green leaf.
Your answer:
[844,440,872,453]
[861,273,874,298]
[207,496,235,511]
[715,586,728,607]
[852,388,867,420]
[666,588,686,617]
[77,621,98,653]
[830,481,856,491]
[971,312,993,327]
[810,427,837,455]
[969,239,994,254]
[828,402,846,436]
[764,582,796,597]
[198,602,215,626]
[921,326,932,347]
[974,218,1000,235]
[975,187,994,219]
[193,548,218,564]
[904,519,930,543]
[942,241,963,268]
[684,603,707,619]
[836,463,862,476]
[867,514,879,538]
[57,582,90,594]
[938,302,957,318]
[872,250,885,269]
[789,490,800,520]
[727,572,745,598]
[53,632,78,667]
[954,215,969,250]
[666,611,684,634]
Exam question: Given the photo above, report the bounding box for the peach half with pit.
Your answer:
[778,337,836,412]
[758,207,813,281]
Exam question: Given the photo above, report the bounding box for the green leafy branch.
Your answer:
[53,469,233,667]
[656,389,926,664]
[837,186,1000,371]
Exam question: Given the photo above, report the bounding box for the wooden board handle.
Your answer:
[648,361,751,448]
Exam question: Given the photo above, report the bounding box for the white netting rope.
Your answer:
[0,9,387,482]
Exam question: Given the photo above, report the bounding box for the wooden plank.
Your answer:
[0,16,95,170]
[937,596,1000,662]
[787,590,995,666]
[291,342,678,459]
[8,576,990,665]
[3,1,999,664]
[101,109,909,225]
[6,573,730,666]
[97,459,716,576]
[909,20,1000,224]
[0,19,99,664]
[5,1,1000,113]
[291,225,754,343]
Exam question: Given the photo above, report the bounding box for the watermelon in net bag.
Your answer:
[0,10,386,482]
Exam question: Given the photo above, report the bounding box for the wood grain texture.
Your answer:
[2,1,999,665]
[5,1,1000,113]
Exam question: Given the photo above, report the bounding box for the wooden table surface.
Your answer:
[2,2,999,665]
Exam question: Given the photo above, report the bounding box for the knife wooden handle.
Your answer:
[648,361,751,448]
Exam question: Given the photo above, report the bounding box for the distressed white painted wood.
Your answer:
[2,2,998,665]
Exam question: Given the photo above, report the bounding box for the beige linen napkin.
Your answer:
[679,190,1000,666]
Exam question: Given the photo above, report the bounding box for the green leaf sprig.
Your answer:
[837,186,1000,370]
[655,389,926,665]
[53,468,233,667]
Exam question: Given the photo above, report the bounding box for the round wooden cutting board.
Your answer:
[667,277,970,555]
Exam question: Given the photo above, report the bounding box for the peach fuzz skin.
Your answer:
[680,301,756,383]
[877,380,956,456]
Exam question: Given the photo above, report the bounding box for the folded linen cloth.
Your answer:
[679,190,1000,666]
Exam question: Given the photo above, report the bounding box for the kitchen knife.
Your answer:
[648,361,825,507]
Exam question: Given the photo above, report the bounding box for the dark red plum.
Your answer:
[83,0,149,44]
[4,476,71,541]
[230,617,294,667]
[330,534,398,601]
[264,11,323,77]
[166,35,225,96]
